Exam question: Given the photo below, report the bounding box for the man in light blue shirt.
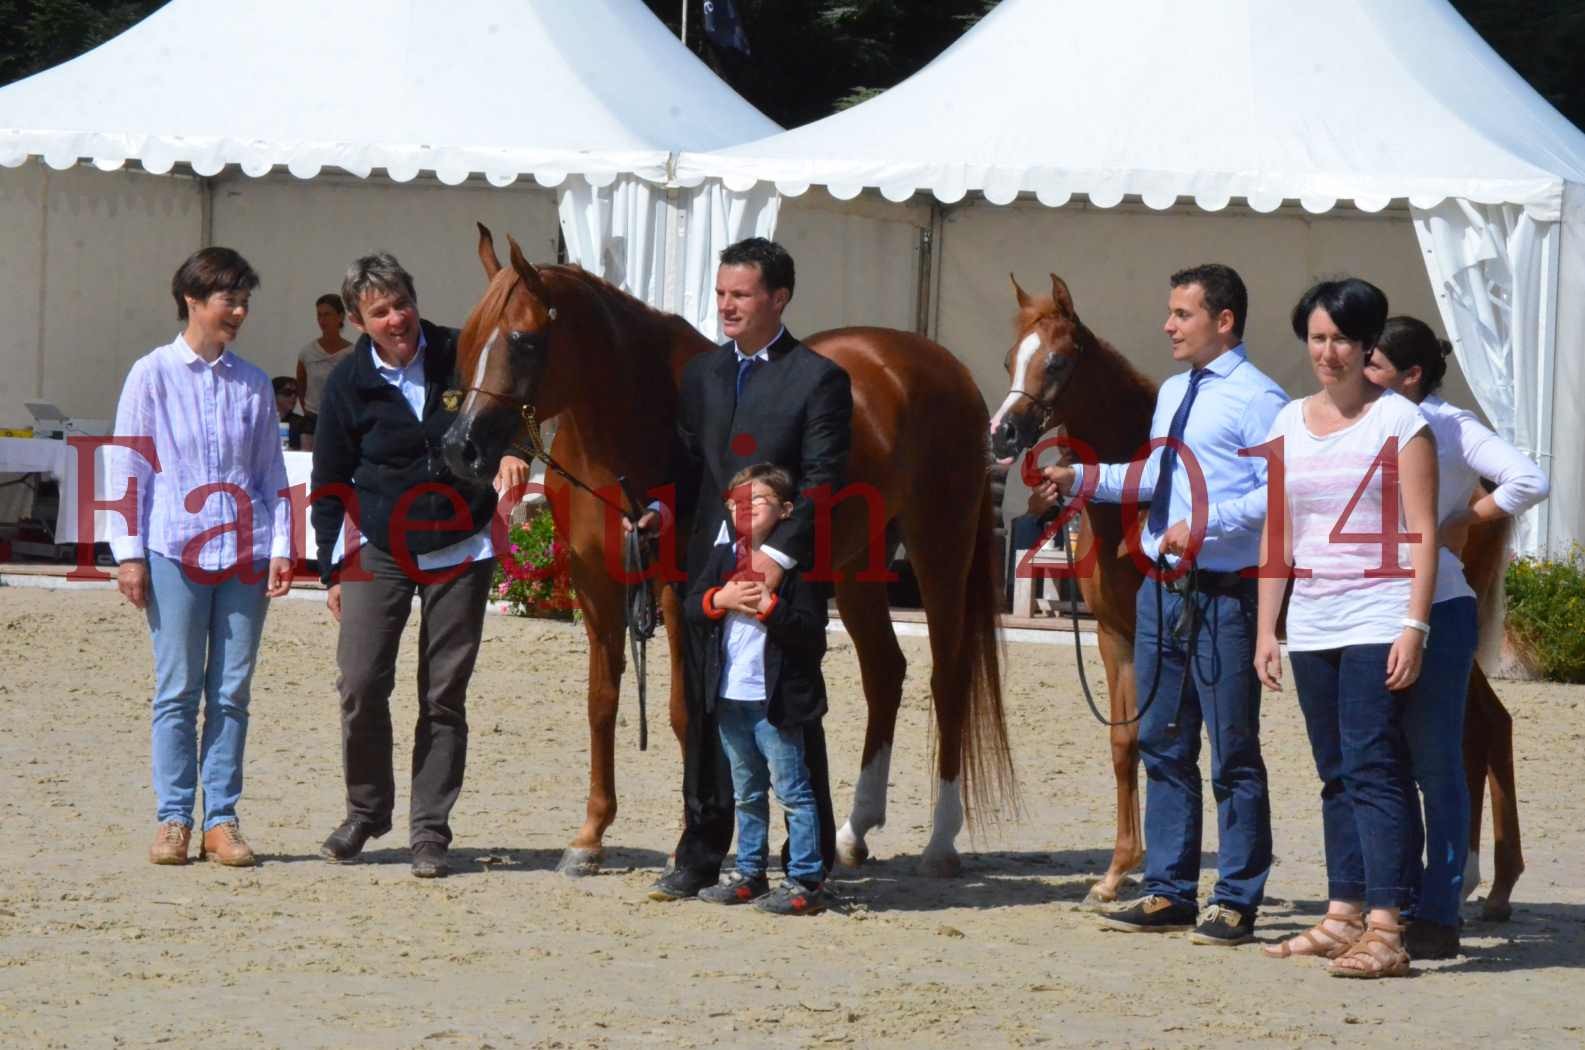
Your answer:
[1047,264,1286,946]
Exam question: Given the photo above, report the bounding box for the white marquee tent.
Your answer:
[0,0,778,428]
[679,0,1585,557]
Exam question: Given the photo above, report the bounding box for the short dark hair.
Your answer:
[272,376,298,396]
[719,237,795,298]
[171,247,260,321]
[1374,315,1452,399]
[342,253,418,321]
[1170,263,1248,338]
[1290,278,1389,349]
[315,292,346,317]
[725,462,796,504]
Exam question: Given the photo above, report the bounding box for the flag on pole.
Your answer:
[702,0,751,56]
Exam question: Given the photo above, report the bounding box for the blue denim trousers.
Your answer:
[1289,644,1417,909]
[1135,579,1272,915]
[145,554,270,830]
[1403,597,1478,925]
[715,700,823,883]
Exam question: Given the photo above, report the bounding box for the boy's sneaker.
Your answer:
[1097,894,1196,933]
[1188,904,1255,945]
[754,879,827,916]
[699,871,771,905]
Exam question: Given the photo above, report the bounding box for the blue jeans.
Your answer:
[1135,580,1272,914]
[145,554,270,830]
[715,700,823,883]
[1289,644,1416,909]
[1403,597,1478,925]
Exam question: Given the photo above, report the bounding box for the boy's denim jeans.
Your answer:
[715,700,823,884]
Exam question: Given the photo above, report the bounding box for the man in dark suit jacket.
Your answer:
[642,238,853,901]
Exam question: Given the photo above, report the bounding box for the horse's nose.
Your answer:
[441,427,485,480]
[991,418,1019,460]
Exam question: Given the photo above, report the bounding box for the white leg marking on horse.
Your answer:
[1463,848,1482,900]
[988,331,1043,435]
[469,325,499,393]
[836,743,892,866]
[919,777,964,877]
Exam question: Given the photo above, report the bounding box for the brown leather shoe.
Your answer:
[149,821,191,865]
[199,820,257,867]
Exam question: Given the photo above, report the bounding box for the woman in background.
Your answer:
[1364,315,1549,958]
[294,292,354,445]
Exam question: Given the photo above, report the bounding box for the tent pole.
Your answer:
[34,164,51,400]
[680,0,688,46]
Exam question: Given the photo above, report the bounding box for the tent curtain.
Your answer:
[557,174,779,339]
[1411,198,1561,556]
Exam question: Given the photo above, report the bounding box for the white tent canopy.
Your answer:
[0,0,778,186]
[0,0,779,430]
[679,0,1585,556]
[677,0,1584,216]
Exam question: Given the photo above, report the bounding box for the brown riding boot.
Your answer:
[149,821,192,865]
[199,821,257,867]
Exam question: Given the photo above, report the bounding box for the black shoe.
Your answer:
[319,818,389,863]
[1188,904,1255,946]
[699,872,771,905]
[1097,894,1197,933]
[411,841,450,879]
[754,879,828,916]
[1405,919,1461,959]
[647,867,714,902]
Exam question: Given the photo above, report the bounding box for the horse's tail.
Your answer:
[959,473,1017,829]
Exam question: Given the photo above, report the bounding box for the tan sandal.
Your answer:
[1262,911,1365,959]
[1328,920,1411,978]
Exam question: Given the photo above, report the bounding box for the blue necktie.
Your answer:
[1148,368,1208,536]
[735,355,761,404]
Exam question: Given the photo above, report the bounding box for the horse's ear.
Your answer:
[507,235,550,298]
[1049,274,1076,319]
[477,222,501,279]
[1010,273,1032,309]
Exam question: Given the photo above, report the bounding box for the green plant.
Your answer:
[1504,544,1585,683]
[493,508,579,620]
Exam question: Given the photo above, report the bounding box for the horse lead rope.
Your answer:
[462,395,659,753]
[1046,491,1192,728]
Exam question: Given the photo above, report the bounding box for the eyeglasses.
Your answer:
[723,494,780,511]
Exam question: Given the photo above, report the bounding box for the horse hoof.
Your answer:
[835,825,870,869]
[1082,876,1138,910]
[1481,898,1514,923]
[917,850,962,879]
[555,847,603,878]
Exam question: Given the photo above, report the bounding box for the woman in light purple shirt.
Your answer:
[108,247,293,869]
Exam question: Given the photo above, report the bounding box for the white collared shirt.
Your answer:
[108,333,292,568]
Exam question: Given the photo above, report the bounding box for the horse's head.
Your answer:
[442,223,564,481]
[989,273,1086,461]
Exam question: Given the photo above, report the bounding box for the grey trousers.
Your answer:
[335,542,495,847]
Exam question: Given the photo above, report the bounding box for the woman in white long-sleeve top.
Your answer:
[108,247,294,868]
[1364,315,1549,958]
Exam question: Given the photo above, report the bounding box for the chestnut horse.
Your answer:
[441,226,1013,878]
[988,273,1525,916]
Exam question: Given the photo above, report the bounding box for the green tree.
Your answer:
[0,0,165,86]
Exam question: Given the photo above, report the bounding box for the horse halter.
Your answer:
[1006,323,1086,442]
